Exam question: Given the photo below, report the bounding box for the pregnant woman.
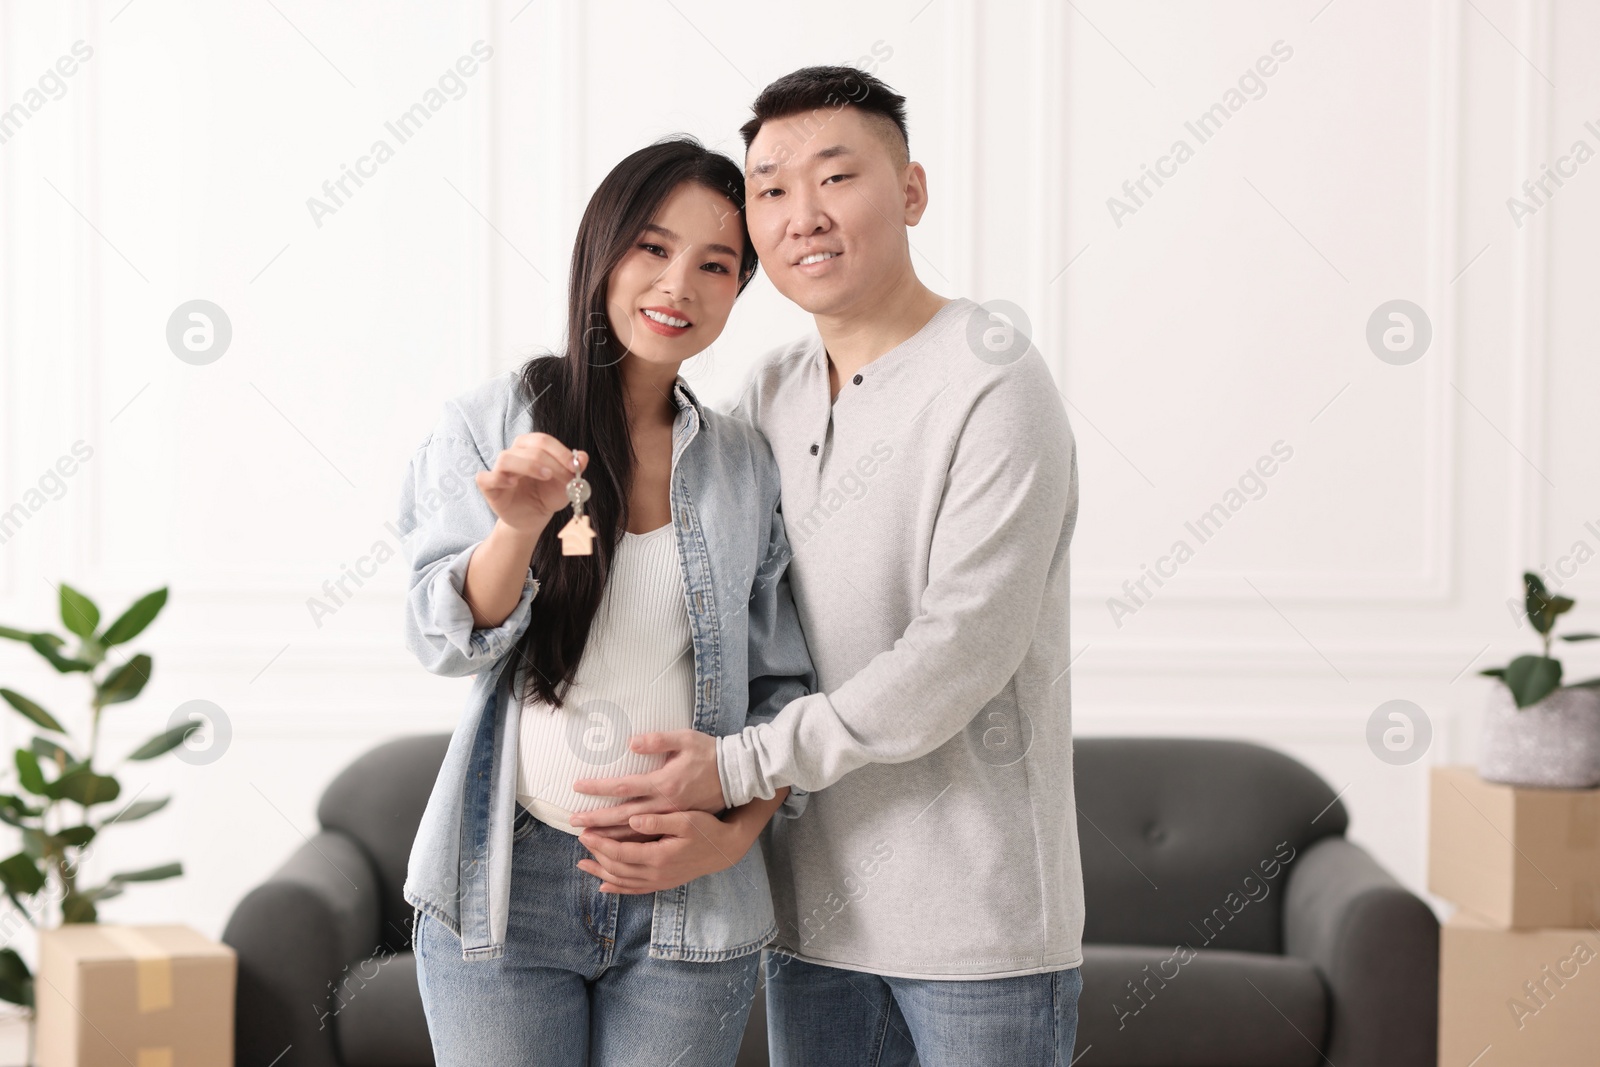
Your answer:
[399,136,816,1066]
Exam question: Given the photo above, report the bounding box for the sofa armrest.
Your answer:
[1283,835,1438,1067]
[222,830,383,1067]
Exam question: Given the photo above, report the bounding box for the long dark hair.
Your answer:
[509,136,759,709]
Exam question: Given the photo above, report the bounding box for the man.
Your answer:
[572,66,1084,1065]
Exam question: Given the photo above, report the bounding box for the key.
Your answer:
[560,453,597,556]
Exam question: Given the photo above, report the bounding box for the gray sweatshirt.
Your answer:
[716,296,1085,980]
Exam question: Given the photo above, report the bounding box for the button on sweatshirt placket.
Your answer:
[811,359,888,533]
[721,296,1087,978]
[806,352,836,486]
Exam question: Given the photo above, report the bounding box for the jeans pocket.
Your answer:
[512,801,538,842]
[1062,964,1083,1003]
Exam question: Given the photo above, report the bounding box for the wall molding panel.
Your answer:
[0,0,1593,940]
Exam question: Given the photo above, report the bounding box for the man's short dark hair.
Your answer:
[739,66,909,168]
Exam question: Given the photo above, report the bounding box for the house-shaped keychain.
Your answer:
[560,452,597,556]
[560,513,597,556]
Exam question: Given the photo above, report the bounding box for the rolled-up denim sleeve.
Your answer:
[400,428,539,679]
[733,440,816,820]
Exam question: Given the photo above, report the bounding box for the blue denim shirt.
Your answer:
[398,368,816,963]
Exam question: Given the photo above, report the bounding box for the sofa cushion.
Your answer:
[333,950,435,1066]
[1076,944,1328,1066]
[1075,739,1346,955]
[318,735,450,954]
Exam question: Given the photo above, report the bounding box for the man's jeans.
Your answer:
[765,951,1083,1066]
[415,802,761,1066]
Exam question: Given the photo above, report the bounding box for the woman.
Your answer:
[399,137,816,1066]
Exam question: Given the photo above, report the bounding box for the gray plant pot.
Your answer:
[1478,683,1600,788]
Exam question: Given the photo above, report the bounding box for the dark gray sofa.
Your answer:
[224,735,1438,1066]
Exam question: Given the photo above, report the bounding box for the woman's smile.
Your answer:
[640,306,693,336]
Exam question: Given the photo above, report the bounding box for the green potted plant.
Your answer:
[1477,572,1600,787]
[0,583,195,1063]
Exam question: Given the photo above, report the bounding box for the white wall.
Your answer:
[1,0,1596,953]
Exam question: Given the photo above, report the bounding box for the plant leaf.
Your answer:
[1525,572,1552,633]
[0,690,65,734]
[1505,654,1563,708]
[13,752,47,797]
[96,654,152,708]
[58,585,100,639]
[61,893,96,924]
[0,794,42,827]
[0,853,45,896]
[108,862,182,884]
[82,882,125,903]
[100,589,167,647]
[29,736,76,769]
[47,768,119,807]
[55,825,95,848]
[27,634,94,674]
[125,723,199,761]
[0,626,34,644]
[0,948,32,1009]
[1560,633,1600,642]
[98,797,169,826]
[1479,667,1507,678]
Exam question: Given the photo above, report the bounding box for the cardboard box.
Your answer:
[1439,910,1600,1067]
[36,924,235,1067]
[1429,766,1600,928]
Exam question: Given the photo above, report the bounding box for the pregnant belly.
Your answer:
[516,697,674,815]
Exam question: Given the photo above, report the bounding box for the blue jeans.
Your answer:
[764,952,1082,1066]
[414,802,761,1066]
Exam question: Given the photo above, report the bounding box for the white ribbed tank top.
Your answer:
[514,520,695,835]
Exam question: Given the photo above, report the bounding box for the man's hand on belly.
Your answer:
[575,787,789,894]
[568,728,725,826]
[575,810,743,893]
